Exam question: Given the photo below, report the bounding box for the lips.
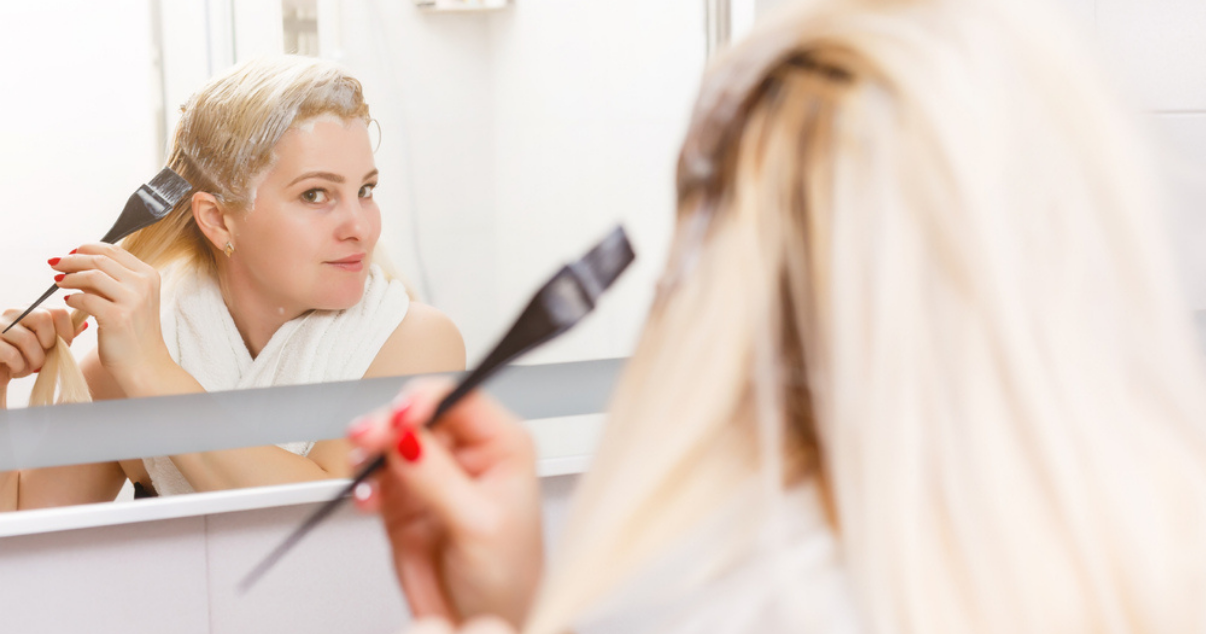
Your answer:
[326,254,366,272]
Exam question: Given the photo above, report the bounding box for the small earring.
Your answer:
[224,241,234,258]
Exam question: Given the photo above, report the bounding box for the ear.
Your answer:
[191,192,234,251]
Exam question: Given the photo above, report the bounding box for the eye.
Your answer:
[301,189,329,204]
[359,183,376,199]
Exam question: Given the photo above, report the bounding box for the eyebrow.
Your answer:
[287,169,378,188]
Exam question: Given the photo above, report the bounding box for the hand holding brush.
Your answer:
[3,167,190,335]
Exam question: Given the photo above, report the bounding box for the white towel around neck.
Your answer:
[143,264,410,496]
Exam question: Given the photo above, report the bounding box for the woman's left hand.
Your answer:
[50,243,170,387]
[403,616,516,634]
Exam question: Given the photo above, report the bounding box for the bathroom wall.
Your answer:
[0,1,157,408]
[336,0,706,366]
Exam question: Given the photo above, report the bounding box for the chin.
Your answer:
[312,286,367,311]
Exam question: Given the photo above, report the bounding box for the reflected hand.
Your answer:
[0,306,82,386]
[51,243,168,386]
[348,379,544,629]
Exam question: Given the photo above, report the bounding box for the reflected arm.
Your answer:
[168,304,465,490]
[80,348,346,491]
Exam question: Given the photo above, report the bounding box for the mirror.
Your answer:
[0,1,707,509]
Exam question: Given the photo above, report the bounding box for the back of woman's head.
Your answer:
[527,1,1206,633]
[31,56,370,406]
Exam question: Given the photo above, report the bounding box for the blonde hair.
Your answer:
[127,55,371,273]
[30,55,372,407]
[526,1,1206,633]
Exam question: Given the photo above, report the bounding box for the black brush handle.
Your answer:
[2,284,61,335]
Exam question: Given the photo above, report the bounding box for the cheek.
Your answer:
[237,212,314,275]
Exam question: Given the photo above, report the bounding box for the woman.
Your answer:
[0,55,465,508]
[349,1,1206,633]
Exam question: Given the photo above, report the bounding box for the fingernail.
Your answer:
[79,322,88,333]
[33,368,41,374]
[54,274,65,283]
[69,249,78,255]
[347,416,372,440]
[390,401,413,431]
[48,257,60,266]
[397,428,422,462]
[349,447,367,469]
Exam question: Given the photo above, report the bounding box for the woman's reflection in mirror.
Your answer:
[0,56,466,510]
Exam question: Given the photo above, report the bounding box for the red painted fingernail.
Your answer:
[390,401,413,431]
[54,274,65,283]
[33,368,41,374]
[397,428,422,462]
[69,249,78,255]
[48,257,61,266]
[79,322,89,333]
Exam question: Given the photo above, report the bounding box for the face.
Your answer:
[225,116,381,315]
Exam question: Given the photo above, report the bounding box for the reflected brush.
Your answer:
[238,225,636,593]
[3,167,191,334]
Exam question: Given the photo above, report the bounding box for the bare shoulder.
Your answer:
[364,302,467,378]
[80,347,125,401]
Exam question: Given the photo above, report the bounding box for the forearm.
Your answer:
[112,349,205,399]
[15,462,126,509]
[0,471,15,512]
[103,352,339,492]
[169,445,338,492]
[1,385,13,511]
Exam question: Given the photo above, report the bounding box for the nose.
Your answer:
[334,196,369,242]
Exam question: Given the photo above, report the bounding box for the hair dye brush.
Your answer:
[3,167,192,334]
[239,225,636,592]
